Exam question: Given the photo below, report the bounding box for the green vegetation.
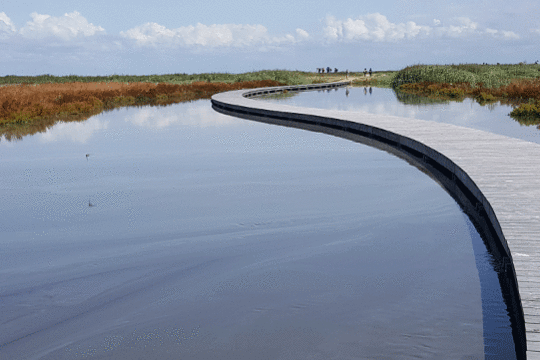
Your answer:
[0,70,317,86]
[392,63,540,89]
[351,71,396,88]
[391,63,540,123]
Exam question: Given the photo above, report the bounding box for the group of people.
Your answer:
[316,67,373,77]
[317,67,339,74]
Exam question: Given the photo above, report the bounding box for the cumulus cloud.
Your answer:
[324,13,431,42]
[0,12,17,38]
[18,11,105,40]
[120,22,306,48]
[485,28,520,39]
[434,17,479,37]
[324,14,519,42]
[296,28,309,40]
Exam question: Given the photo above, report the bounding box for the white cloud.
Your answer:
[435,17,478,38]
[485,28,519,39]
[0,12,17,38]
[324,14,520,42]
[120,22,304,48]
[296,28,309,40]
[18,11,105,40]
[324,14,431,42]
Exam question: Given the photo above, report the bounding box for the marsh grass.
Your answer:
[0,70,314,87]
[392,64,540,88]
[392,64,540,122]
[351,72,396,88]
[0,80,284,140]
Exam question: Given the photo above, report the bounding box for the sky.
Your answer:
[1,0,539,75]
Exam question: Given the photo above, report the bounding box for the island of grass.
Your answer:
[391,63,540,124]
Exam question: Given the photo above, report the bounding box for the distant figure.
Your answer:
[327,66,331,74]
[363,68,367,76]
[364,87,367,95]
[334,68,338,73]
[369,87,372,94]
[346,69,349,79]
[369,68,372,76]
[86,154,90,161]
[346,87,350,97]
[317,68,321,74]
[322,68,325,74]
[536,60,539,64]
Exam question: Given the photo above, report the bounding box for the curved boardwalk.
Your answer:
[212,82,540,359]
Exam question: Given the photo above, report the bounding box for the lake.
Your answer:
[0,88,521,359]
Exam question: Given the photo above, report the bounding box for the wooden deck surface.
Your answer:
[212,82,540,359]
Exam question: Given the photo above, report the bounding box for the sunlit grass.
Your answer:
[0,70,316,86]
[392,64,540,123]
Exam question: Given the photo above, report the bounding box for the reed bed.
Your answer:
[0,70,312,87]
[0,80,283,140]
[392,64,540,121]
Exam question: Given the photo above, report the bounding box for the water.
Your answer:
[0,98,515,359]
[258,86,540,144]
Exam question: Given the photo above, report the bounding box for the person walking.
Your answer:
[369,68,372,76]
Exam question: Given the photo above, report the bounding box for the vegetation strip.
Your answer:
[391,64,540,123]
[0,70,366,140]
[3,64,540,141]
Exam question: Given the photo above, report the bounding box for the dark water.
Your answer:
[0,99,514,359]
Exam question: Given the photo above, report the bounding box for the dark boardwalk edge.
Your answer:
[211,81,540,359]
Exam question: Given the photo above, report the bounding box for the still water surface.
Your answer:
[0,96,516,359]
[258,86,540,144]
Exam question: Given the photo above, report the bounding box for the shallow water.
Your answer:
[0,99,514,359]
[258,86,540,144]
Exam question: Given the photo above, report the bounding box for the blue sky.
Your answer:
[1,0,539,75]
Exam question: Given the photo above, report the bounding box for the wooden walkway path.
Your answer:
[212,82,540,359]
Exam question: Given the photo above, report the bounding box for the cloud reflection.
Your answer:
[125,102,241,129]
[40,117,109,143]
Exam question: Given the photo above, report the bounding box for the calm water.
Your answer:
[0,98,515,359]
[258,86,540,144]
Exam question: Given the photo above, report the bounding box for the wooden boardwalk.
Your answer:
[212,82,540,359]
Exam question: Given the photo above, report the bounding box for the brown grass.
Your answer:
[399,79,540,119]
[0,80,285,140]
[395,79,540,128]
[0,80,284,126]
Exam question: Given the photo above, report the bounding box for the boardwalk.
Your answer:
[212,82,540,359]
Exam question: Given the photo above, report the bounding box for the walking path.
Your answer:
[212,81,540,359]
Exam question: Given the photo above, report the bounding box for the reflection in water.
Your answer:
[394,89,450,105]
[40,117,109,144]
[0,100,486,359]
[258,86,540,145]
[0,98,517,359]
[254,90,521,358]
